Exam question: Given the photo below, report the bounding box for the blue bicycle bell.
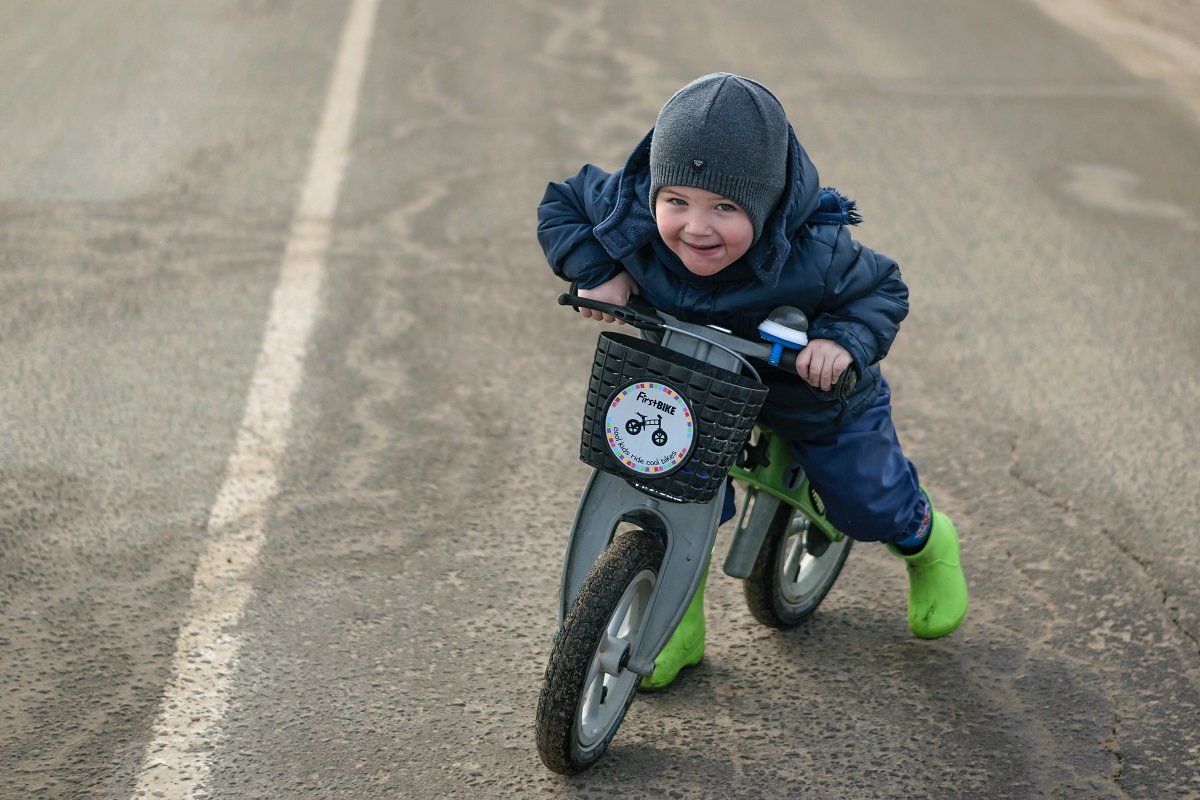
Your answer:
[757,306,809,366]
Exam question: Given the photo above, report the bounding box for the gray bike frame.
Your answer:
[555,314,783,678]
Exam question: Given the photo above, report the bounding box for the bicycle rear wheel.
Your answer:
[742,502,851,628]
[535,528,665,773]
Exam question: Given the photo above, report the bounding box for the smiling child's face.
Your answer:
[654,185,755,277]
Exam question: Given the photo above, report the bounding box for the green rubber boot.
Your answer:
[640,567,707,691]
[888,499,968,639]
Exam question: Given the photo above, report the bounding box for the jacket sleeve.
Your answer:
[806,226,909,370]
[536,164,624,289]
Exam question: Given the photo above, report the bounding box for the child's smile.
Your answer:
[655,185,754,277]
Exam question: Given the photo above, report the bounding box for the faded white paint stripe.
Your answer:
[1028,0,1200,122]
[1032,0,1200,74]
[131,0,379,796]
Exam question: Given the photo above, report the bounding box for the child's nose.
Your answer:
[683,213,712,234]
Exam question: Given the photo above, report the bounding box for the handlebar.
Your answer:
[558,293,858,399]
[557,293,664,330]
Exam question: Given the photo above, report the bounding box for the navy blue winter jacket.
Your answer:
[537,127,909,438]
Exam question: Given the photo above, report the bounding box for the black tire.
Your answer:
[535,529,665,773]
[742,501,852,628]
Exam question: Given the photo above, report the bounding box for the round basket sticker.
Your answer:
[604,381,694,475]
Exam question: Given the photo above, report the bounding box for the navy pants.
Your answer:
[726,378,925,544]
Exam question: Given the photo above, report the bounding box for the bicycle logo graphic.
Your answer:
[625,412,669,446]
[604,381,694,476]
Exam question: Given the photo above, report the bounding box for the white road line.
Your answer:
[1029,0,1200,123]
[130,0,379,796]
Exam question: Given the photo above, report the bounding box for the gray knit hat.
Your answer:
[649,73,789,244]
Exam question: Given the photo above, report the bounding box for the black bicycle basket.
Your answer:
[580,331,768,503]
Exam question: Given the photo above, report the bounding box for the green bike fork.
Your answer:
[724,429,845,579]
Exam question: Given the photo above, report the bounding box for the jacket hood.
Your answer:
[594,125,855,288]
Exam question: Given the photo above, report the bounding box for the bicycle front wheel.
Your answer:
[535,528,665,773]
[742,502,852,628]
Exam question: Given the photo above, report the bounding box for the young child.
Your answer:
[537,73,968,689]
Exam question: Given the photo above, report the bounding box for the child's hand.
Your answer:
[578,271,639,323]
[795,339,853,392]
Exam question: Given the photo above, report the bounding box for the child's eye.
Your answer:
[668,197,687,206]
[716,202,738,213]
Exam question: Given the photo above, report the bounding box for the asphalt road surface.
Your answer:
[2,1,1198,799]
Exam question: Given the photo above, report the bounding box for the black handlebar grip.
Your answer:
[835,368,857,398]
[557,293,664,330]
[557,292,626,318]
[778,350,858,399]
[778,349,798,373]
